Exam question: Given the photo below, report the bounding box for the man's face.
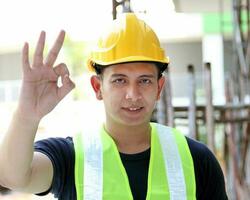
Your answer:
[91,62,165,127]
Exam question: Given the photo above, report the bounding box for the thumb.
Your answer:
[57,74,75,100]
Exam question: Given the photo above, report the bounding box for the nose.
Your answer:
[125,84,142,101]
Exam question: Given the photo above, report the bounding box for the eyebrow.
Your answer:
[110,74,127,78]
[139,75,155,78]
[110,74,156,78]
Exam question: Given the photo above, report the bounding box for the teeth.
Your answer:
[128,107,140,111]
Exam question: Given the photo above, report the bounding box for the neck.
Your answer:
[105,122,151,154]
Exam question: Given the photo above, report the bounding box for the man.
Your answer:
[0,13,227,199]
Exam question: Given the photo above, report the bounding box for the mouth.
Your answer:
[122,107,144,112]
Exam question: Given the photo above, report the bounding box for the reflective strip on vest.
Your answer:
[156,123,187,199]
[83,127,103,200]
[74,123,196,200]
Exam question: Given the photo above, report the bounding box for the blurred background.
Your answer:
[0,0,250,199]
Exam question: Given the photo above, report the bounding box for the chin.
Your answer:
[118,117,150,127]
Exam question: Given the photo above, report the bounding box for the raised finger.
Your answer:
[44,30,65,67]
[22,42,31,73]
[32,31,46,67]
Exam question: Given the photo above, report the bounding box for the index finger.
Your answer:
[44,30,65,67]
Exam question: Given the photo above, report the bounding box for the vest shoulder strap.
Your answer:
[153,123,196,199]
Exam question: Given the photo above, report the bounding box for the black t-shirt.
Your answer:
[34,136,228,200]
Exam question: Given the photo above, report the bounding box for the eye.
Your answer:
[139,79,152,84]
[112,78,126,84]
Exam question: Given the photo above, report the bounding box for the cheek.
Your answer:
[144,87,159,99]
[102,88,123,105]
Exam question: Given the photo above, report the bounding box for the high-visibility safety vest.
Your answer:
[73,123,196,200]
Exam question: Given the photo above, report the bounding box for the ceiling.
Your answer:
[173,0,232,13]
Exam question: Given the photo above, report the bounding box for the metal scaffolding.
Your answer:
[112,0,132,19]
[227,1,250,199]
[231,0,250,102]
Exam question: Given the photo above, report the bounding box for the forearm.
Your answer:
[0,30,73,194]
[0,110,40,189]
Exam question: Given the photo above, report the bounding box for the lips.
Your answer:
[122,107,144,112]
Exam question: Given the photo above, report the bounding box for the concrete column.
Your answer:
[202,34,225,105]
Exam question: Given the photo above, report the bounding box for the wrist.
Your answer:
[14,108,42,125]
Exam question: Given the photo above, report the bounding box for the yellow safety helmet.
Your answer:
[87,13,170,71]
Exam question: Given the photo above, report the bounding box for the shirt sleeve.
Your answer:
[186,137,228,200]
[34,137,76,200]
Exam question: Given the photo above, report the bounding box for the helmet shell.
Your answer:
[87,13,169,71]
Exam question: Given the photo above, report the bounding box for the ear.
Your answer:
[156,76,165,100]
[90,75,103,100]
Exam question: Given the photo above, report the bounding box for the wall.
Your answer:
[162,40,203,104]
[0,52,22,80]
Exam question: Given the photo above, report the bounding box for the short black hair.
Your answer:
[93,62,168,79]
